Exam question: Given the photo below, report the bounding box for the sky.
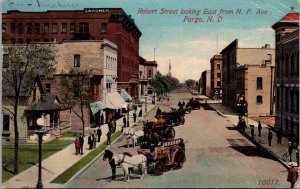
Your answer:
[1,0,300,82]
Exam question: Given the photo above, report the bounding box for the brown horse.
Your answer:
[74,137,80,155]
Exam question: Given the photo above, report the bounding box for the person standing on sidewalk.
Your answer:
[100,113,104,125]
[79,133,84,155]
[138,109,143,122]
[106,130,111,145]
[277,128,283,144]
[287,162,298,188]
[268,129,273,146]
[258,121,262,137]
[133,111,137,123]
[88,133,93,150]
[93,130,97,148]
[251,127,255,139]
[97,126,102,142]
[123,116,126,129]
[289,142,293,162]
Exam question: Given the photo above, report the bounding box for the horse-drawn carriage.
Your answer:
[137,138,186,176]
[186,98,201,110]
[156,109,186,126]
[143,116,176,141]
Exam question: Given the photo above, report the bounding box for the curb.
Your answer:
[207,103,226,118]
[62,132,124,188]
[233,124,289,169]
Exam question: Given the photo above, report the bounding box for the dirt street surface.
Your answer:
[65,88,289,188]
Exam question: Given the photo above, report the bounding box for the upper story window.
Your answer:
[217,73,221,78]
[79,23,89,33]
[44,23,49,33]
[34,23,40,34]
[74,54,80,67]
[3,54,9,68]
[148,69,153,78]
[2,23,6,33]
[217,64,220,70]
[26,23,32,34]
[217,81,221,87]
[73,84,81,97]
[61,23,67,33]
[257,77,263,90]
[257,96,263,104]
[70,23,75,33]
[10,23,15,33]
[45,83,51,93]
[52,23,58,33]
[267,54,272,62]
[18,23,23,34]
[101,23,107,33]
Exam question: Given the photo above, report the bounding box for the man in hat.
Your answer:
[258,121,262,137]
[88,133,93,150]
[277,128,283,144]
[287,162,298,188]
[251,126,255,139]
[106,130,111,145]
[133,111,137,123]
[97,126,102,142]
[268,129,273,146]
[79,133,84,155]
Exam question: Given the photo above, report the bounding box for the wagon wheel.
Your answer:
[154,160,165,176]
[164,127,175,140]
[174,150,185,170]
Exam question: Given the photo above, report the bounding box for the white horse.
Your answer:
[113,151,147,182]
[124,128,144,148]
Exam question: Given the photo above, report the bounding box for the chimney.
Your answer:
[264,44,271,49]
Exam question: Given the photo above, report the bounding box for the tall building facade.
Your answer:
[200,70,211,96]
[221,40,275,115]
[210,54,223,99]
[272,11,299,138]
[2,8,142,99]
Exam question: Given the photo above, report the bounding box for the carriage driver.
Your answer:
[149,131,160,152]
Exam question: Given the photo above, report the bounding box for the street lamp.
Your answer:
[36,118,45,189]
[127,104,130,127]
[145,96,147,113]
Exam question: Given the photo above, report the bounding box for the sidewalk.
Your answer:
[2,103,156,188]
[209,103,298,167]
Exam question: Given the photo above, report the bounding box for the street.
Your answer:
[65,88,289,188]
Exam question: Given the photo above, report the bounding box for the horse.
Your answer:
[130,130,144,148]
[74,137,80,155]
[103,149,147,182]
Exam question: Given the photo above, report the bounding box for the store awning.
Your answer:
[106,76,115,84]
[104,92,128,109]
[90,101,106,115]
[120,89,132,102]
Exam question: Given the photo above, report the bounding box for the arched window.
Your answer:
[285,53,289,76]
[257,77,263,90]
[291,52,295,75]
[256,96,263,104]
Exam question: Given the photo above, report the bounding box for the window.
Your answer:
[73,84,81,97]
[70,23,75,33]
[74,54,80,67]
[34,23,40,34]
[256,96,262,104]
[10,23,15,33]
[45,83,51,93]
[217,73,221,78]
[101,23,107,33]
[26,23,32,34]
[217,64,220,70]
[52,23,57,33]
[285,88,289,111]
[61,23,67,33]
[3,115,10,131]
[18,23,23,34]
[34,38,39,42]
[106,83,111,93]
[267,54,272,61]
[2,23,6,33]
[217,81,221,87]
[26,38,31,44]
[79,23,89,33]
[257,77,262,89]
[148,69,153,78]
[44,23,49,33]
[3,54,9,68]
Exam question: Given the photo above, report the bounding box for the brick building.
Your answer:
[221,40,275,115]
[139,56,157,97]
[210,54,223,100]
[200,70,211,96]
[272,11,299,138]
[2,8,142,98]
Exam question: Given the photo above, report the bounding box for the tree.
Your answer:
[152,71,179,95]
[2,44,57,174]
[58,69,92,137]
[185,79,196,91]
